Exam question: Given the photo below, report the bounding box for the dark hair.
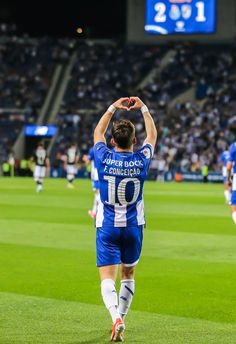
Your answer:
[111,119,135,149]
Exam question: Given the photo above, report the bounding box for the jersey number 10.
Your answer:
[104,176,141,205]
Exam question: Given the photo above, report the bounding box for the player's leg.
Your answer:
[99,265,121,322]
[38,167,46,192]
[94,188,101,212]
[224,182,231,203]
[96,226,125,341]
[230,184,236,223]
[34,166,42,192]
[67,174,75,188]
[99,266,125,342]
[119,225,143,320]
[223,167,231,203]
[37,178,43,192]
[231,205,236,224]
[230,174,236,223]
[88,184,100,218]
[67,165,75,188]
[119,265,135,320]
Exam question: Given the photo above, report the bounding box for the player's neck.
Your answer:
[115,145,133,153]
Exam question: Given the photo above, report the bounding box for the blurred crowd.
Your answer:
[0,34,73,162]
[55,42,236,174]
[1,31,236,175]
[146,43,236,174]
[55,42,164,156]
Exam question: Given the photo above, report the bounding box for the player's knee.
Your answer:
[120,266,135,280]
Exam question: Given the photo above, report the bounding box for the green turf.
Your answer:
[0,177,236,343]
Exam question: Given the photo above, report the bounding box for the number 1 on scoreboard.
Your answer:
[195,1,206,22]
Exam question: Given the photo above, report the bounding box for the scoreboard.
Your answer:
[25,125,58,137]
[145,0,216,35]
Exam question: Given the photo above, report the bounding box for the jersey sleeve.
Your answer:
[229,145,236,162]
[94,142,109,165]
[88,148,94,161]
[137,143,154,174]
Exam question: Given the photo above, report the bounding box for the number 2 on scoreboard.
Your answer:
[154,2,166,23]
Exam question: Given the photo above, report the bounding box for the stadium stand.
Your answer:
[53,42,164,157]
[149,43,236,174]
[1,33,236,176]
[0,35,70,162]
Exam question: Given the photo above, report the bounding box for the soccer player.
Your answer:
[220,149,231,203]
[82,148,100,219]
[226,143,236,223]
[64,143,79,188]
[93,97,157,341]
[32,143,50,192]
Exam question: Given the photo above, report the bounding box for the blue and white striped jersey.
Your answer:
[94,142,153,228]
[88,147,99,182]
[229,143,236,173]
[220,150,230,167]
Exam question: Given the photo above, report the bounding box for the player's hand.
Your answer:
[128,97,145,110]
[112,97,130,110]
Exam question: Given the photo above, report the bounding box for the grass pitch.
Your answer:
[0,178,236,343]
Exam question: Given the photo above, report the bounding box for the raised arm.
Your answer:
[129,97,157,148]
[94,97,129,145]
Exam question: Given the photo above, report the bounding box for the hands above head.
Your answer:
[111,97,146,111]
[102,96,156,147]
[112,97,130,110]
[127,97,145,110]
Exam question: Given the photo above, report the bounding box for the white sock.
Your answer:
[67,174,74,183]
[36,184,42,192]
[92,194,97,213]
[224,190,230,203]
[92,193,100,214]
[96,193,100,205]
[232,212,236,224]
[101,279,120,323]
[119,279,135,319]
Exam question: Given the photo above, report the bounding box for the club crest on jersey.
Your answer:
[142,148,151,159]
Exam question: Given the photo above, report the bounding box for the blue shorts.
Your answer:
[223,177,227,183]
[96,225,143,267]
[92,180,99,191]
[231,190,236,205]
